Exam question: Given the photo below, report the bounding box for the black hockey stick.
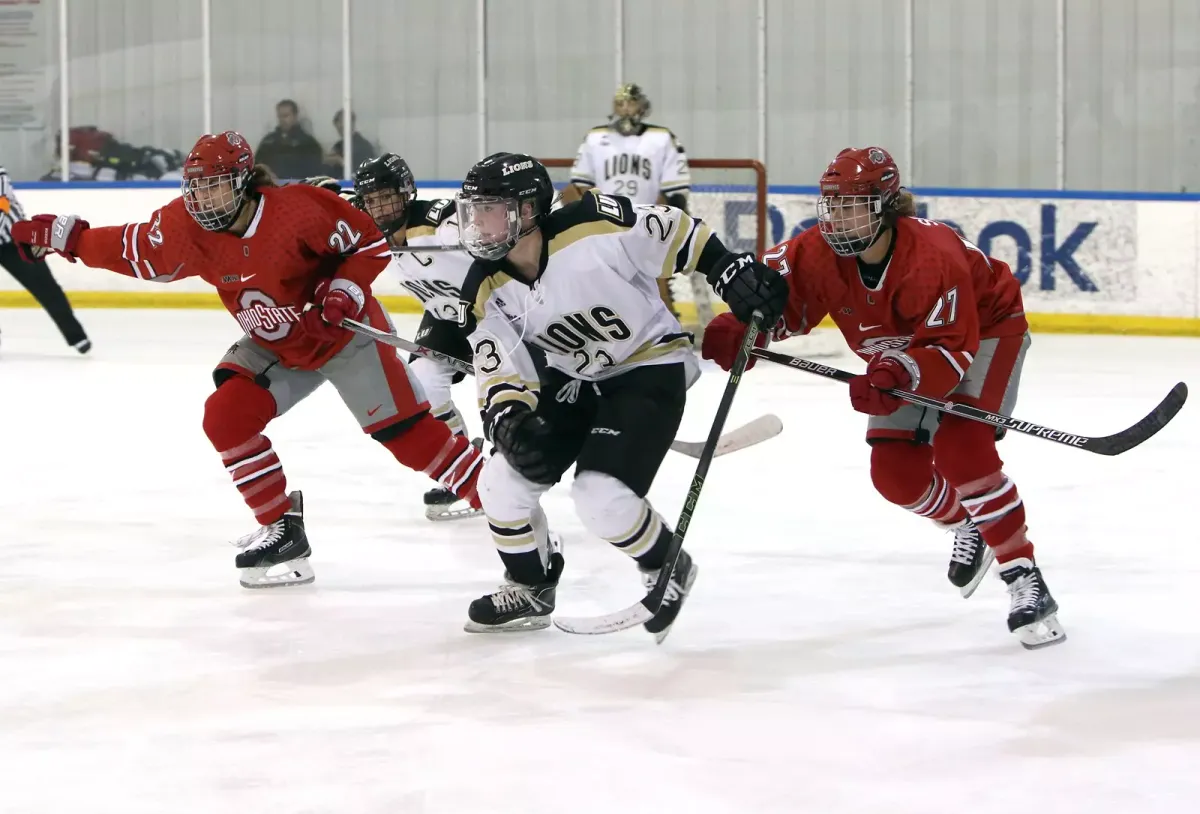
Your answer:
[340,314,782,459]
[553,311,766,637]
[751,346,1187,456]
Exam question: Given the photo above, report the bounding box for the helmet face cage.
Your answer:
[354,155,416,237]
[182,170,250,231]
[456,194,523,261]
[817,194,885,257]
[611,84,650,136]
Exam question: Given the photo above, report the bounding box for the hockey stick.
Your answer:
[340,314,781,459]
[391,244,466,254]
[750,346,1188,457]
[553,311,766,637]
[668,413,783,459]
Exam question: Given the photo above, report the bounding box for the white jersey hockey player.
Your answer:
[453,153,789,641]
[563,83,708,330]
[350,154,482,520]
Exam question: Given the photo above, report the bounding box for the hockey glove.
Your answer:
[11,214,90,263]
[301,277,367,343]
[848,354,910,416]
[707,252,789,327]
[700,311,768,371]
[491,405,560,484]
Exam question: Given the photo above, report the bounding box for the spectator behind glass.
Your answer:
[325,109,377,178]
[256,99,324,180]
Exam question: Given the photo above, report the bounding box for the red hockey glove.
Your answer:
[301,277,367,342]
[699,311,768,371]
[848,354,911,416]
[10,214,90,263]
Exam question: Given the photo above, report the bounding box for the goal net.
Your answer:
[538,157,844,358]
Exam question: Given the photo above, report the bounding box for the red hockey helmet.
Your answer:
[816,146,902,257]
[181,131,255,231]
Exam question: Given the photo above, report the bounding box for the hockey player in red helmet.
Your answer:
[701,146,1064,650]
[10,131,486,588]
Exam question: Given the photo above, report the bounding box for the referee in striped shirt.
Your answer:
[1,167,90,352]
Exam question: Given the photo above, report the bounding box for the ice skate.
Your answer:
[998,557,1066,650]
[639,547,699,644]
[424,438,485,521]
[232,491,314,589]
[946,519,994,598]
[465,534,564,633]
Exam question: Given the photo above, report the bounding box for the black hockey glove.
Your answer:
[491,406,560,484]
[707,252,789,327]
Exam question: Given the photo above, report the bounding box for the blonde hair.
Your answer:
[883,187,917,227]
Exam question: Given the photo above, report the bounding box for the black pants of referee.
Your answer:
[0,242,89,350]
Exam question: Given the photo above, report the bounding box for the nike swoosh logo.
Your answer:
[240,274,256,282]
[859,323,882,331]
[367,405,383,416]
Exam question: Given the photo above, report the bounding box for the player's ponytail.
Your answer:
[891,188,917,217]
[247,164,278,190]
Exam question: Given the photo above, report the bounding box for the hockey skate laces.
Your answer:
[1005,571,1040,611]
[233,520,285,551]
[492,583,537,613]
[950,525,979,565]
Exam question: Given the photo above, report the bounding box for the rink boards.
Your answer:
[2,181,1199,336]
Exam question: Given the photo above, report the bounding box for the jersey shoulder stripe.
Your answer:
[405,198,456,238]
[462,260,521,320]
[542,191,637,257]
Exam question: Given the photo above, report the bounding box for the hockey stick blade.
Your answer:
[751,347,1188,456]
[669,413,783,459]
[553,311,766,637]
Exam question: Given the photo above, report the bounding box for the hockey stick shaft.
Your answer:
[342,314,781,458]
[750,346,1187,456]
[553,310,766,636]
[391,244,466,254]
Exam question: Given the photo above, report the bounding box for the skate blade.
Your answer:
[1016,613,1067,650]
[960,548,996,599]
[425,502,485,522]
[651,563,700,645]
[463,616,553,634]
[239,558,315,589]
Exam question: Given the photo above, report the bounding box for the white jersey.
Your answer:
[390,198,476,323]
[569,124,690,205]
[463,191,716,420]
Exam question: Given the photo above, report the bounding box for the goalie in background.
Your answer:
[560,84,704,331]
[702,146,1064,651]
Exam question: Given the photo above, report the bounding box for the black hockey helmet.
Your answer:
[456,152,553,261]
[353,153,416,237]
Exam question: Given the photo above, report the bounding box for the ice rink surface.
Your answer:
[1,308,1199,814]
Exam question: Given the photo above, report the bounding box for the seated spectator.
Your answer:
[256,99,324,180]
[324,109,377,177]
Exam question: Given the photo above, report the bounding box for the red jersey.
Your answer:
[74,184,392,370]
[763,216,1028,399]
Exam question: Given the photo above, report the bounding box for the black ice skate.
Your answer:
[424,438,484,521]
[946,519,994,599]
[639,547,699,644]
[998,557,1066,650]
[232,491,314,589]
[464,536,564,633]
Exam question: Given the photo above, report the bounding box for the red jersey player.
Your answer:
[11,131,484,589]
[701,146,1064,650]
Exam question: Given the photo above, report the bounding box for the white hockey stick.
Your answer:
[668,413,782,459]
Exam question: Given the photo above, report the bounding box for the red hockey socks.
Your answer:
[380,412,484,508]
[870,441,966,525]
[202,376,289,525]
[934,417,1034,563]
